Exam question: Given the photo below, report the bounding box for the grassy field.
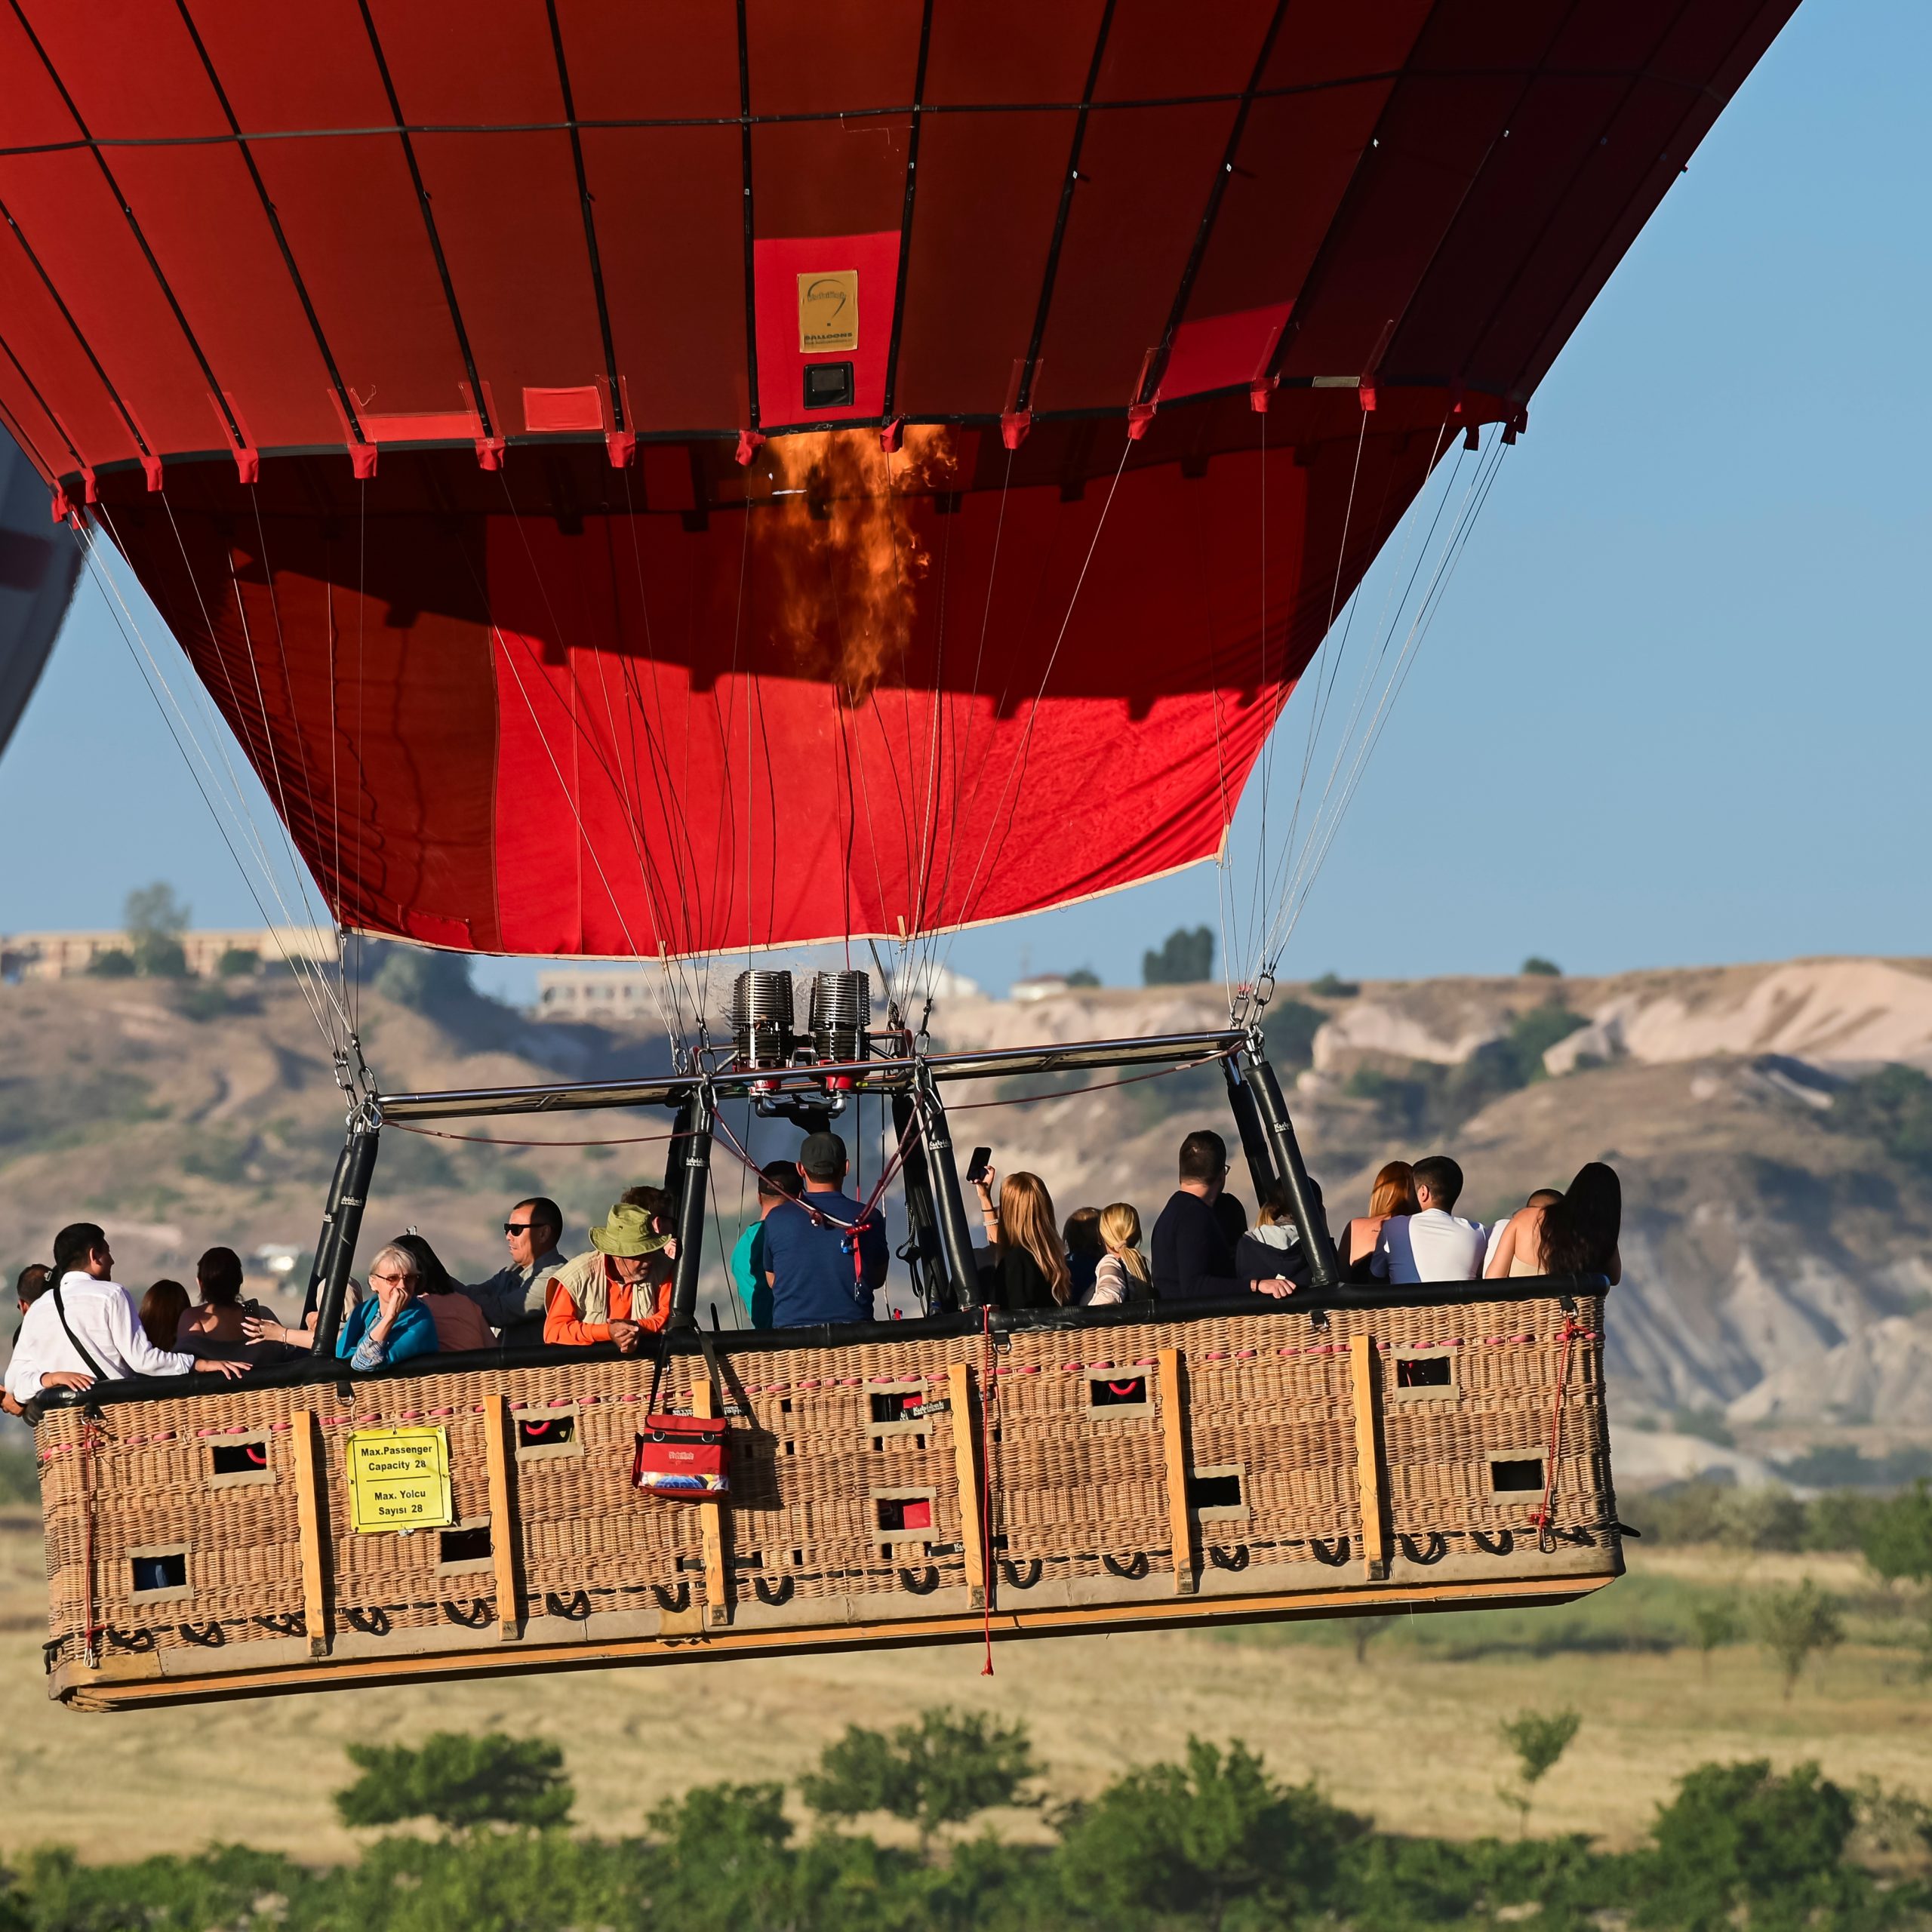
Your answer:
[0,1521,1924,1864]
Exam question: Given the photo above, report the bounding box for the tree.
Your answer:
[1639,1758,1860,1932]
[1691,1599,1741,1681]
[1263,998,1327,1071]
[1497,1709,1580,1835]
[1756,1580,1844,1700]
[1521,955,1562,977]
[1350,1613,1399,1666]
[1055,1737,1357,1932]
[1860,1479,1932,1584]
[1832,1063,1932,1176]
[1142,925,1214,987]
[1309,971,1358,998]
[798,1707,1039,1853]
[1063,968,1101,988]
[215,946,259,977]
[374,943,476,1014]
[125,881,190,977]
[334,1732,574,1832]
[85,947,136,977]
[645,1780,798,1930]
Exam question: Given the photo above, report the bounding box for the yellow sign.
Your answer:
[345,1426,454,1534]
[798,269,859,353]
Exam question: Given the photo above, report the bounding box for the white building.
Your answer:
[535,960,981,1021]
[0,927,337,980]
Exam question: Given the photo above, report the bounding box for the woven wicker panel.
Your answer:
[34,1289,1617,1679]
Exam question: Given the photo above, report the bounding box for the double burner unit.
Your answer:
[728,967,874,1075]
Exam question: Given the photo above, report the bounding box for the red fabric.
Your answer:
[0,2,1798,957]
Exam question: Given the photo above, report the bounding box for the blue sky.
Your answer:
[2,0,1924,1004]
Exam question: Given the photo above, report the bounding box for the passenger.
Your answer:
[395,1233,494,1352]
[731,1161,804,1331]
[1063,1207,1103,1304]
[463,1196,568,1346]
[761,1134,888,1327]
[137,1280,191,1352]
[1088,1202,1154,1306]
[4,1223,251,1407]
[1485,1163,1621,1284]
[1211,1189,1250,1251]
[1482,1188,1564,1276]
[991,1172,1070,1309]
[1235,1186,1315,1291]
[543,1198,675,1352]
[1341,1161,1420,1281]
[179,1246,252,1346]
[1371,1155,1486,1284]
[338,1243,440,1370]
[0,1265,51,1416]
[1150,1132,1296,1301]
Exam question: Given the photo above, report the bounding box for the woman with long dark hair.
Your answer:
[1485,1161,1621,1283]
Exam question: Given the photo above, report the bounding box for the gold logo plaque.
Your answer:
[798,270,859,354]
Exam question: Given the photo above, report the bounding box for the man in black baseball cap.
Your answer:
[758,1131,888,1327]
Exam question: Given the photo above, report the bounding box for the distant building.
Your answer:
[0,928,337,980]
[1010,974,1071,1003]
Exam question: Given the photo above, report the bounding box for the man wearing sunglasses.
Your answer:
[462,1197,566,1347]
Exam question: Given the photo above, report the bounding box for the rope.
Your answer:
[1533,1315,1584,1554]
[948,1049,1235,1112]
[78,1414,101,1669]
[978,1304,996,1675]
[384,1121,682,1150]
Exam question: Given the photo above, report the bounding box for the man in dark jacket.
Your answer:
[1151,1131,1300,1302]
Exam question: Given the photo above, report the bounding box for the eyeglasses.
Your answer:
[369,1269,408,1287]
[503,1222,532,1235]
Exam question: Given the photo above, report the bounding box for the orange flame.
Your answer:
[758,427,955,701]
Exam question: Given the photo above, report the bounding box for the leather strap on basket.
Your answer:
[644,1325,724,1419]
[1534,1316,1585,1554]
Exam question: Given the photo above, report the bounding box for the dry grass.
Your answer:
[0,1529,1924,1865]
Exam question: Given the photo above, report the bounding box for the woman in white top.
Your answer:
[1088,1202,1154,1306]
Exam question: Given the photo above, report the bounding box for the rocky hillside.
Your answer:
[4,955,1929,1463]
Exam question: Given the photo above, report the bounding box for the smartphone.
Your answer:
[964,1146,992,1186]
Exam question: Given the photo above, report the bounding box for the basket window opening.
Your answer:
[1089,1375,1149,1408]
[869,1390,917,1424]
[1491,1457,1545,1493]
[440,1525,492,1564]
[209,1441,269,1475]
[876,1497,933,1533]
[517,1414,574,1449]
[1396,1355,1453,1389]
[131,1552,186,1594]
[1187,1471,1242,1510]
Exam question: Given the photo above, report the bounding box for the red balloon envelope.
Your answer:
[0,0,1794,958]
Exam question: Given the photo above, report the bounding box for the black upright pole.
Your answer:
[892,1092,949,1312]
[1244,1043,1340,1290]
[915,1074,983,1309]
[300,1135,353,1327]
[311,1120,380,1356]
[1220,1055,1279,1204]
[669,1091,715,1330]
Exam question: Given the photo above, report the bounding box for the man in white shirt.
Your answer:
[5,1223,250,1405]
[1483,1188,1563,1274]
[1373,1157,1487,1284]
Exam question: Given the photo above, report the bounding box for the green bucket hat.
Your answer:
[589,1201,673,1259]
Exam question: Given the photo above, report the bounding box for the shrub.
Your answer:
[1755,1580,1844,1700]
[85,947,136,977]
[216,946,260,977]
[1263,998,1326,1071]
[1063,968,1101,988]
[1860,1480,1932,1583]
[1309,972,1358,998]
[1521,956,1563,977]
[334,1731,574,1832]
[1832,1064,1932,1176]
[799,1707,1038,1850]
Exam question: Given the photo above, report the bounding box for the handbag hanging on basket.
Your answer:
[632,1332,728,1502]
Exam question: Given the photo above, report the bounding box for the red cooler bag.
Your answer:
[632,1415,728,1501]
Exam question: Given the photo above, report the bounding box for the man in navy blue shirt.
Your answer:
[760,1131,888,1327]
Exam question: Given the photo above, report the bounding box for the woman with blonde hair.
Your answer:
[992,1171,1072,1309]
[1088,1203,1154,1306]
[1343,1161,1418,1281]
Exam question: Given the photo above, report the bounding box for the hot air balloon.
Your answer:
[0,426,78,759]
[2,0,1793,1707]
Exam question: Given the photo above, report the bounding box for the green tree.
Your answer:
[1262,998,1327,1071]
[1756,1580,1844,1700]
[1638,1758,1862,1932]
[1521,955,1563,977]
[799,1706,1038,1854]
[334,1732,574,1832]
[644,1781,798,1931]
[1142,925,1214,987]
[1055,1737,1356,1931]
[1691,1599,1741,1681]
[1497,1708,1581,1835]
[1832,1063,1932,1175]
[1063,968,1101,988]
[1308,971,1358,998]
[86,946,137,977]
[216,945,260,977]
[125,880,191,977]
[374,943,476,1013]
[1860,1478,1932,1583]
